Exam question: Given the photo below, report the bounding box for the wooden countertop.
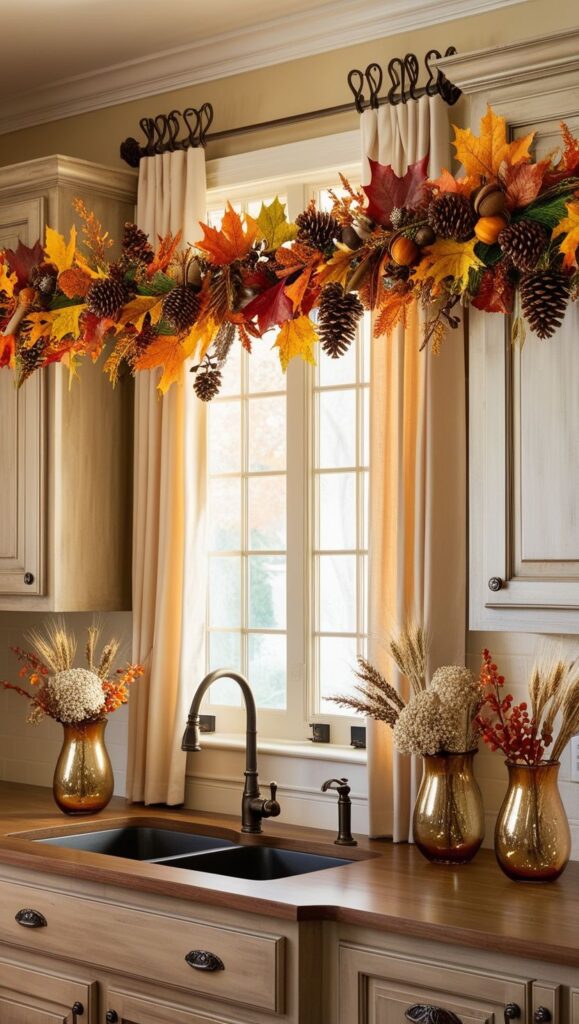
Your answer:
[0,782,577,968]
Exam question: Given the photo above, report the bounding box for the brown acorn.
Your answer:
[415,224,436,247]
[389,233,419,267]
[474,183,507,218]
[340,225,363,250]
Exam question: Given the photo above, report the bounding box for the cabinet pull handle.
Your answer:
[15,908,47,928]
[534,1010,551,1023]
[105,1012,119,1024]
[71,1002,84,1022]
[185,950,225,972]
[405,1006,463,1024]
[505,1006,521,1023]
[488,576,503,592]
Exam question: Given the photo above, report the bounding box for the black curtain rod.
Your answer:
[120,48,460,168]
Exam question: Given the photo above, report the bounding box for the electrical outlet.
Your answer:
[571,736,579,782]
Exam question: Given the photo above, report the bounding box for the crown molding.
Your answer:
[0,154,137,201]
[435,27,579,93]
[0,0,528,137]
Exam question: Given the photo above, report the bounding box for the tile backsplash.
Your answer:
[0,612,131,797]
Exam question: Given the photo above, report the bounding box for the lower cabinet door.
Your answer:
[0,959,95,1023]
[571,989,579,1023]
[339,945,531,1024]
[106,989,235,1024]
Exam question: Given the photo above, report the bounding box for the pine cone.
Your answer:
[162,284,201,332]
[86,277,129,319]
[520,270,570,339]
[318,282,364,358]
[193,367,222,401]
[121,223,154,265]
[30,263,57,297]
[498,219,548,271]
[428,194,477,240]
[16,339,43,385]
[295,206,339,252]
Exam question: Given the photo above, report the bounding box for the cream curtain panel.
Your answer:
[362,96,467,841]
[127,149,207,806]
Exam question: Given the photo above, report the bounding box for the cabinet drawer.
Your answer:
[107,987,234,1023]
[0,958,95,1022]
[0,879,284,1014]
[339,944,530,1024]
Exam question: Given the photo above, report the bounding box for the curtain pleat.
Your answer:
[363,96,467,840]
[127,148,207,806]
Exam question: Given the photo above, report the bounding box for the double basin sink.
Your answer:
[35,826,354,881]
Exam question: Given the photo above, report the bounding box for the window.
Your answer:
[202,166,369,744]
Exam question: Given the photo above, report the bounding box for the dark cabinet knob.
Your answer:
[488,576,503,592]
[185,950,224,972]
[105,1012,119,1024]
[23,572,35,586]
[505,1006,521,1023]
[72,1003,84,1019]
[406,1005,463,1024]
[534,1010,551,1023]
[15,909,47,928]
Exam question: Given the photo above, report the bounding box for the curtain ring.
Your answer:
[404,53,420,101]
[199,102,214,144]
[347,69,366,113]
[387,57,403,105]
[139,117,156,156]
[183,107,201,147]
[365,63,383,109]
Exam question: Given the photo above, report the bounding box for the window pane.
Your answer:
[362,470,369,549]
[318,635,358,713]
[249,633,286,709]
[319,389,356,468]
[318,343,356,387]
[248,475,286,551]
[209,477,241,551]
[219,339,242,397]
[209,556,241,628]
[319,554,356,633]
[248,396,286,472]
[362,386,370,467]
[248,331,286,394]
[319,473,356,550]
[249,555,286,629]
[208,401,241,474]
[209,633,242,706]
[362,313,371,383]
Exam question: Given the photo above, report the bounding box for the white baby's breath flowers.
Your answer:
[46,668,105,724]
[393,690,464,756]
[431,665,479,704]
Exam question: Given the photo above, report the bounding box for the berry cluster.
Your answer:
[475,649,546,764]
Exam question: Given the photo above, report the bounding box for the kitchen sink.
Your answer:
[36,826,235,861]
[160,844,353,880]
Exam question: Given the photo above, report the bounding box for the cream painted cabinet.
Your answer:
[0,155,137,609]
[0,957,96,1023]
[439,32,579,633]
[338,943,530,1024]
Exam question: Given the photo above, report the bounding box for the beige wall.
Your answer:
[0,0,575,170]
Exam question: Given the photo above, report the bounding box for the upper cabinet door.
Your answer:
[439,32,579,632]
[0,196,46,597]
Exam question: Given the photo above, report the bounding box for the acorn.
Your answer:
[474,215,509,245]
[340,225,364,250]
[389,232,419,267]
[474,183,507,218]
[414,224,436,247]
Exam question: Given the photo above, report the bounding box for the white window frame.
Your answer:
[202,131,365,747]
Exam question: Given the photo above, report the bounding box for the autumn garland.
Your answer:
[1,106,578,400]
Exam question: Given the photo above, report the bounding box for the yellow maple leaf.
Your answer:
[74,253,108,280]
[44,226,77,273]
[315,248,355,288]
[196,203,259,266]
[453,105,534,178]
[0,261,17,298]
[23,311,54,347]
[50,304,86,343]
[274,315,318,372]
[118,295,164,330]
[552,199,579,270]
[134,334,187,393]
[255,198,298,251]
[412,238,483,294]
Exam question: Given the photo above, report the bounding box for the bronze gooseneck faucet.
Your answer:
[182,669,281,834]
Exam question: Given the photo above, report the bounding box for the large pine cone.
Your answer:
[498,219,548,271]
[295,207,339,252]
[318,282,364,358]
[162,284,201,332]
[520,270,570,339]
[86,277,129,319]
[121,223,154,265]
[193,367,222,401]
[428,194,477,240]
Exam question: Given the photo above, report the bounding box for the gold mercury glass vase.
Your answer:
[53,719,114,815]
[495,761,571,882]
[413,750,485,864]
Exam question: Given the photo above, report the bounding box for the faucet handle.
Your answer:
[269,781,278,803]
[321,777,350,796]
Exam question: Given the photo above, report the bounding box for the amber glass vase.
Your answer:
[495,761,571,882]
[53,719,114,815]
[413,750,485,864]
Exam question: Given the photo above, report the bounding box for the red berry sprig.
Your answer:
[475,649,546,765]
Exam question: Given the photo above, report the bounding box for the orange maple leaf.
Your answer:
[552,199,579,270]
[453,105,534,179]
[196,204,259,266]
[429,169,480,198]
[559,122,579,175]
[146,231,182,278]
[501,160,549,210]
[134,334,187,393]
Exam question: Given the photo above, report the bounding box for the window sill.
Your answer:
[193,733,367,764]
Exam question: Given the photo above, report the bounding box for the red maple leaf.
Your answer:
[472,267,514,314]
[242,280,294,334]
[2,240,44,288]
[363,154,430,226]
